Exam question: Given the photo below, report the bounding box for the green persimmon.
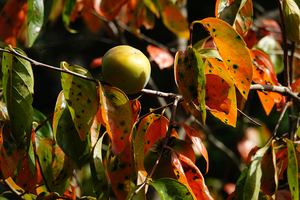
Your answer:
[143,137,195,180]
[102,45,151,94]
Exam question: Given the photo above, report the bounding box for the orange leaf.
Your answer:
[204,57,237,126]
[171,149,214,200]
[107,139,135,200]
[0,0,27,46]
[180,122,209,173]
[144,115,178,154]
[147,44,174,70]
[100,0,129,21]
[291,78,300,93]
[130,99,141,125]
[157,0,189,39]
[90,57,103,68]
[200,17,253,99]
[99,84,134,154]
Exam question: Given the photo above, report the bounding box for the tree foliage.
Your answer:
[0,0,299,199]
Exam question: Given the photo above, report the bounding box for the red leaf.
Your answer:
[147,44,174,70]
[0,0,27,46]
[291,78,300,93]
[90,57,103,69]
[15,155,39,192]
[130,99,141,125]
[180,122,209,173]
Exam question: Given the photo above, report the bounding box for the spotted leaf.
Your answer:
[144,115,178,154]
[2,46,34,145]
[204,57,237,126]
[200,17,253,99]
[61,61,98,142]
[174,46,206,125]
[107,140,136,200]
[99,84,133,155]
[53,91,91,169]
[171,150,214,200]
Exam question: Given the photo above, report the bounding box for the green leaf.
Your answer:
[216,0,245,25]
[283,0,300,43]
[2,47,34,146]
[61,61,98,141]
[90,132,109,198]
[53,91,91,169]
[286,138,299,200]
[148,178,194,200]
[174,46,206,125]
[36,137,54,190]
[235,147,268,200]
[254,36,284,74]
[62,0,77,33]
[27,0,44,47]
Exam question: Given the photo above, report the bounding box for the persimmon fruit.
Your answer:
[143,137,195,180]
[102,45,151,94]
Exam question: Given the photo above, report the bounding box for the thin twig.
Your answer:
[34,112,54,133]
[250,84,300,103]
[237,108,262,127]
[0,47,99,84]
[265,100,291,147]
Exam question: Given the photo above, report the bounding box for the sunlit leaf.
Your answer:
[260,141,277,196]
[2,47,34,145]
[149,178,194,200]
[53,91,91,169]
[180,122,209,173]
[156,0,189,39]
[61,61,98,141]
[193,36,211,51]
[147,44,174,70]
[200,17,253,99]
[283,0,300,43]
[204,57,237,126]
[0,0,27,46]
[27,0,44,47]
[144,115,178,154]
[0,101,9,122]
[100,0,129,21]
[285,138,299,200]
[130,99,141,126]
[90,132,109,198]
[171,149,213,199]
[99,84,133,155]
[174,46,206,125]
